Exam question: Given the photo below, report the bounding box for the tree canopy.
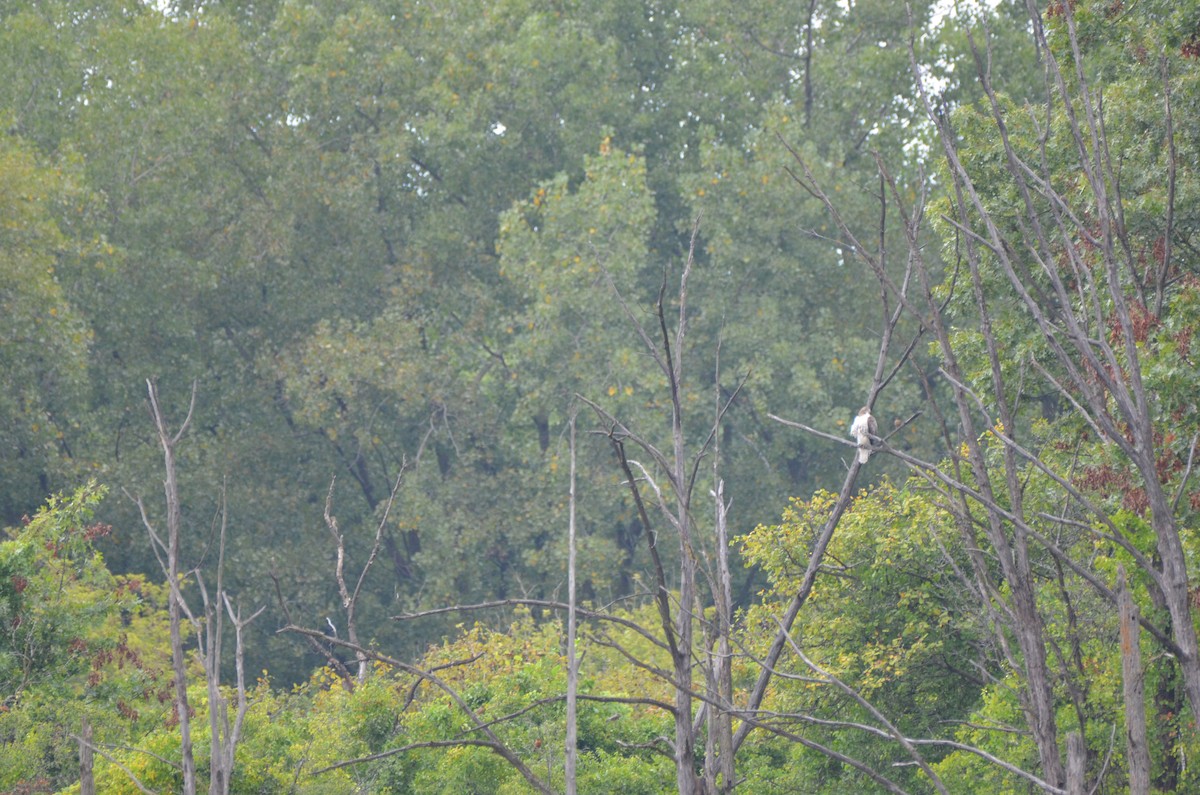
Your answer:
[2,0,1199,792]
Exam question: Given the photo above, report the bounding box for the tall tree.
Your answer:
[0,135,91,523]
[732,0,1200,790]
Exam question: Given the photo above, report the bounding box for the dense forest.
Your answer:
[3,0,1200,791]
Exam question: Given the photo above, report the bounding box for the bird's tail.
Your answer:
[858,447,870,464]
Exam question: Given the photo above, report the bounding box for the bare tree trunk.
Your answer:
[701,346,736,794]
[668,261,700,795]
[1146,499,1200,714]
[79,716,95,795]
[1119,566,1150,795]
[139,383,262,795]
[323,466,407,688]
[1066,731,1086,795]
[587,225,711,794]
[206,608,226,795]
[565,413,579,795]
[708,479,735,793]
[672,534,698,795]
[205,496,228,795]
[145,380,198,795]
[959,144,1067,787]
[324,485,369,684]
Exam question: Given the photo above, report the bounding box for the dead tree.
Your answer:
[578,221,722,793]
[577,207,914,792]
[136,380,198,795]
[131,381,263,795]
[323,466,406,685]
[742,1,1200,789]
[692,112,909,720]
[565,412,579,794]
[270,458,407,694]
[886,1,1199,787]
[773,116,1073,783]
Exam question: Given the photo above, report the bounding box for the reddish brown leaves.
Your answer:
[1107,300,1158,346]
[1182,34,1200,59]
[1076,430,1195,515]
[1047,0,1077,19]
[116,699,139,721]
[83,522,112,542]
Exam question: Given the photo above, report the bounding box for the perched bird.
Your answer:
[849,406,879,464]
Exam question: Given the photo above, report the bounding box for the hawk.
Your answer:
[849,406,879,464]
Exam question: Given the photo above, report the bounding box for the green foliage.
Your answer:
[0,482,115,705]
[0,0,975,686]
[0,483,178,793]
[0,136,93,523]
[6,0,1200,791]
[499,142,659,407]
[83,612,676,793]
[740,479,986,790]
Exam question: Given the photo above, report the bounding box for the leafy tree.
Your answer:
[1,484,113,710]
[0,136,92,525]
[742,0,1200,790]
[0,483,175,793]
[0,0,992,687]
[10,1,1200,791]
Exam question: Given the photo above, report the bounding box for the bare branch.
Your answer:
[310,739,510,776]
[279,626,554,794]
[779,620,949,795]
[731,718,914,795]
[391,597,671,654]
[1172,434,1199,515]
[70,735,161,795]
[269,569,355,688]
[142,379,198,795]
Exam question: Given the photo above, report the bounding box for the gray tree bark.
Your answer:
[565,414,579,795]
[145,380,198,795]
[1066,731,1086,795]
[1119,566,1150,795]
[79,716,95,795]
